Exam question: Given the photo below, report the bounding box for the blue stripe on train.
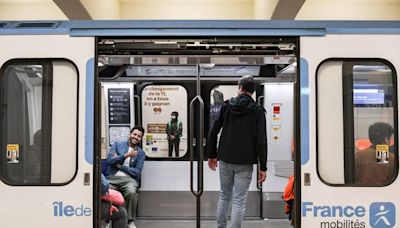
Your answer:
[300,58,310,165]
[85,58,94,164]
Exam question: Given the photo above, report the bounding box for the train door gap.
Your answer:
[95,37,298,228]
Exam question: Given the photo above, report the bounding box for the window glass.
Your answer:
[352,63,396,185]
[141,85,188,158]
[317,60,397,186]
[0,60,77,185]
[210,85,239,128]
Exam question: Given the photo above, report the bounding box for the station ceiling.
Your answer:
[0,0,399,20]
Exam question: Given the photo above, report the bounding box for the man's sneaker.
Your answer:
[101,221,111,228]
[128,221,136,228]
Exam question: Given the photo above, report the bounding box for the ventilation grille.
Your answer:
[14,22,59,28]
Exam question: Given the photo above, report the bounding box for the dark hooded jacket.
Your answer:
[206,94,267,171]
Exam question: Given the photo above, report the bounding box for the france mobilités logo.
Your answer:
[53,201,92,217]
[302,201,396,228]
[369,202,395,228]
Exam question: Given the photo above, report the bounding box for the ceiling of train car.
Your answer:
[0,0,399,20]
[97,38,297,82]
[97,38,297,55]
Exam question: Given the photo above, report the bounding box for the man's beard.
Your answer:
[129,137,138,147]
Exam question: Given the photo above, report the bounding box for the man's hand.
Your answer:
[208,158,218,171]
[258,170,267,183]
[116,164,122,169]
[170,135,176,140]
[125,149,138,158]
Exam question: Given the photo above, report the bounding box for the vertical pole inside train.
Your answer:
[190,62,205,228]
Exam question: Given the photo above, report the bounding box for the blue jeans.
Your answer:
[217,161,253,228]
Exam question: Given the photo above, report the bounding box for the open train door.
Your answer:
[299,34,400,227]
[0,25,95,228]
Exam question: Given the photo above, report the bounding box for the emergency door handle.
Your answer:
[304,173,310,186]
[189,95,204,197]
[84,173,90,185]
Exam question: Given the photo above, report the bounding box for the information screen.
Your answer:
[108,88,131,124]
[353,86,385,105]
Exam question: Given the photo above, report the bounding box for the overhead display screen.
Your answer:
[353,85,385,105]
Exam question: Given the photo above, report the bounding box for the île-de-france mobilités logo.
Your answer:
[370,202,396,228]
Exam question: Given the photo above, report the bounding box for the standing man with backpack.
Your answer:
[207,75,267,228]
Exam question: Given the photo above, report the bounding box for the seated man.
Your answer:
[107,126,146,228]
[101,174,127,228]
[355,122,395,185]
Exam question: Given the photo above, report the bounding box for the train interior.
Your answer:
[96,37,298,228]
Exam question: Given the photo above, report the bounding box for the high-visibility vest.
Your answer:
[167,120,182,137]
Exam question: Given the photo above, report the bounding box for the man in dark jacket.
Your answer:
[207,75,267,228]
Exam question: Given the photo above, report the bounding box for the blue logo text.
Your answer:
[302,202,366,217]
[52,201,92,217]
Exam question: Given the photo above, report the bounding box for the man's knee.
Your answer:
[219,191,232,201]
[125,189,138,200]
[118,206,128,217]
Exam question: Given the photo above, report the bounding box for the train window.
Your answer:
[141,85,188,158]
[317,60,398,186]
[210,85,238,128]
[0,60,78,185]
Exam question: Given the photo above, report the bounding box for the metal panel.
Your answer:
[137,191,261,218]
[0,35,94,228]
[133,219,291,228]
[100,82,135,158]
[262,192,288,219]
[70,28,325,37]
[300,34,400,227]
[264,83,294,161]
[1,20,400,36]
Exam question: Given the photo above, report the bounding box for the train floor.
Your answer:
[134,219,292,228]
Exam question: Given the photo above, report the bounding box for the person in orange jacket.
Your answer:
[283,175,294,226]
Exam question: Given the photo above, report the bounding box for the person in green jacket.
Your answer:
[166,111,183,157]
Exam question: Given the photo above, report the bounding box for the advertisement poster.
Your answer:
[376,144,389,163]
[6,144,20,163]
[142,85,187,158]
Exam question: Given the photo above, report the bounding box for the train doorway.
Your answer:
[96,37,298,228]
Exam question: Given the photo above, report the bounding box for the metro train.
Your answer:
[0,21,399,228]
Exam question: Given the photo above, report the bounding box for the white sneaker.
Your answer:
[128,221,136,228]
[101,221,111,228]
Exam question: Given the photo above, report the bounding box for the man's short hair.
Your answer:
[369,122,394,145]
[131,125,145,134]
[171,111,179,117]
[238,75,256,94]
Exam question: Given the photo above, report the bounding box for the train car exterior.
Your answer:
[0,21,398,228]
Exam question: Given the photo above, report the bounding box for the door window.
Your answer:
[0,60,78,185]
[317,60,398,186]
